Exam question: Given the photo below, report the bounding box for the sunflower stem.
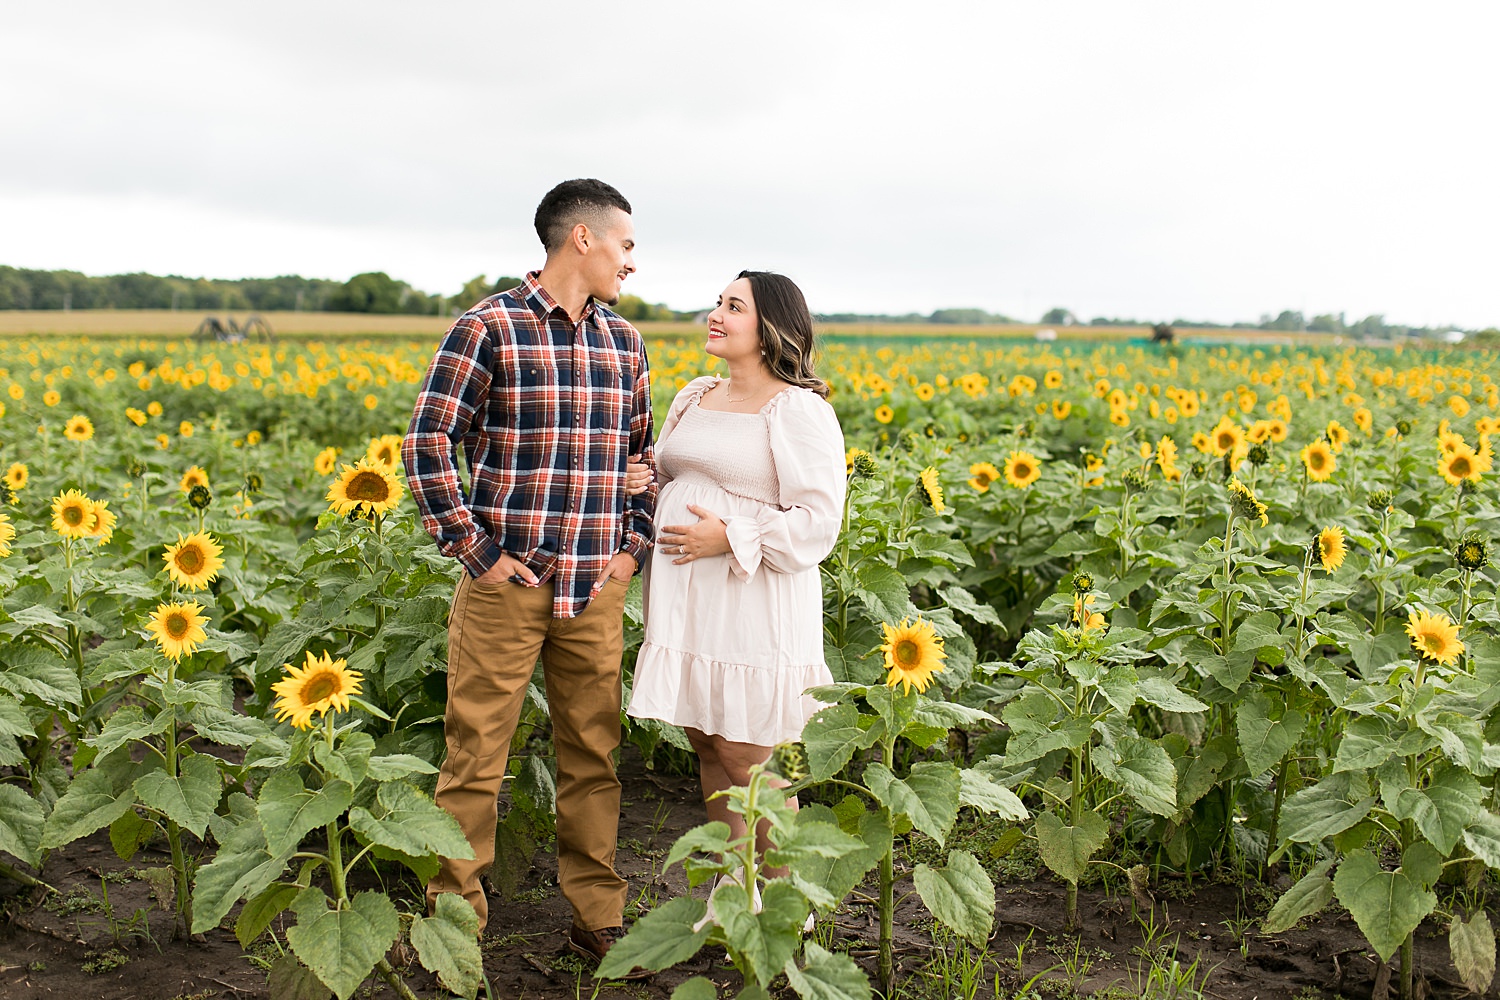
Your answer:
[877,737,896,994]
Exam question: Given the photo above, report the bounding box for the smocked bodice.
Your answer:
[657,402,782,506]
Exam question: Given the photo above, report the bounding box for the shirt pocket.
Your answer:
[588,362,631,435]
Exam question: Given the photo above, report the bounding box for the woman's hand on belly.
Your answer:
[658,504,731,564]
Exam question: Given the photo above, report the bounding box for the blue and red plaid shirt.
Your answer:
[403,271,657,618]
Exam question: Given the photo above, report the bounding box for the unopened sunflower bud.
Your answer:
[127,459,147,479]
[1248,442,1270,467]
[1072,571,1095,595]
[1367,488,1393,511]
[1456,532,1489,571]
[1190,461,1206,478]
[1396,419,1412,436]
[848,450,877,480]
[1121,468,1148,493]
[186,484,213,510]
[244,472,263,494]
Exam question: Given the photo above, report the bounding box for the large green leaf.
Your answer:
[957,768,1029,821]
[132,754,221,839]
[287,888,400,1000]
[864,761,960,845]
[40,755,139,849]
[1278,775,1377,846]
[1451,912,1497,995]
[1236,692,1307,778]
[1332,849,1437,962]
[1332,715,1397,772]
[802,704,880,781]
[669,978,719,1000]
[346,781,472,861]
[267,954,334,1000]
[1462,809,1500,868]
[764,820,864,869]
[1034,810,1108,886]
[1135,676,1209,714]
[1384,763,1483,855]
[596,894,710,979]
[191,810,295,934]
[783,941,873,1000]
[793,806,888,907]
[1097,736,1177,817]
[236,882,302,948]
[258,773,353,858]
[0,784,45,867]
[1262,859,1333,934]
[665,822,736,870]
[715,880,807,987]
[913,849,995,946]
[410,892,483,999]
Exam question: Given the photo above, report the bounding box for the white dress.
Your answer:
[627,376,847,745]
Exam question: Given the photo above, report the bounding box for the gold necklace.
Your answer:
[722,378,763,404]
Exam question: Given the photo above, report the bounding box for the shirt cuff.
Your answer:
[454,533,503,579]
[619,532,650,574]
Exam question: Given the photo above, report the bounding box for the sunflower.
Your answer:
[846,448,877,480]
[1353,407,1373,434]
[1155,436,1178,471]
[1315,526,1346,573]
[51,490,97,539]
[145,600,209,660]
[1209,416,1245,457]
[1109,409,1130,427]
[1003,451,1042,489]
[327,458,404,517]
[0,512,14,557]
[1267,419,1288,443]
[915,383,935,401]
[917,467,947,514]
[1438,429,1464,456]
[314,446,340,476]
[1052,399,1071,419]
[1044,370,1063,389]
[1326,420,1350,453]
[179,421,194,437]
[363,394,379,411]
[4,462,27,492]
[88,499,117,545]
[125,406,147,426]
[968,461,1001,493]
[271,651,364,730]
[43,390,60,407]
[155,433,170,450]
[879,618,946,695]
[162,531,225,591]
[874,405,894,425]
[1247,421,1273,445]
[1300,441,1336,482]
[1227,478,1269,527]
[180,466,210,494]
[64,415,95,442]
[147,400,163,416]
[1191,431,1212,454]
[1439,445,1483,486]
[366,434,403,471]
[1405,608,1463,666]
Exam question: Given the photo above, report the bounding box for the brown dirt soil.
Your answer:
[1,747,1494,999]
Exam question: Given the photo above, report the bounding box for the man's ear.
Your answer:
[570,223,591,254]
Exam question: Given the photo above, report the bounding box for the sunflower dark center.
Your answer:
[165,613,190,639]
[348,472,390,502]
[1452,456,1471,477]
[377,447,394,464]
[1310,452,1326,470]
[303,674,338,702]
[894,640,921,668]
[62,505,84,526]
[177,546,204,572]
[1015,463,1032,479]
[1423,634,1445,653]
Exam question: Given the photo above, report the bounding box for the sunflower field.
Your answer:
[0,332,1498,999]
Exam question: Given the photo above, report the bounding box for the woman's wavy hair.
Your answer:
[738,270,828,398]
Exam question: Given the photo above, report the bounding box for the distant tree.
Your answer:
[329,272,404,314]
[1261,310,1305,332]
[1040,307,1076,326]
[1308,312,1345,333]
[1349,314,1388,338]
[492,276,523,294]
[930,308,1008,324]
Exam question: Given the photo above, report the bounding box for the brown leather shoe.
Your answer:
[567,924,652,981]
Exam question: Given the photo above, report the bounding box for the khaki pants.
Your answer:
[426,572,630,933]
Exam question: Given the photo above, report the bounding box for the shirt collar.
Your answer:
[520,270,596,325]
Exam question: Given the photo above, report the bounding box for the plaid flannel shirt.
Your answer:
[403,271,657,618]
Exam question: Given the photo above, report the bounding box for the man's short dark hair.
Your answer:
[534,179,632,253]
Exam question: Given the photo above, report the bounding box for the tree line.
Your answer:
[0,266,682,322]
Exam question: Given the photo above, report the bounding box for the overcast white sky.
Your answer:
[3,2,1497,326]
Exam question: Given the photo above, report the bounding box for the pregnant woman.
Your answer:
[626,270,845,907]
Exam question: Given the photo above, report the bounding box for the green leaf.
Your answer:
[1332,715,1397,772]
[347,781,473,861]
[783,940,873,1000]
[1332,849,1437,963]
[258,773,353,858]
[864,761,961,845]
[913,849,995,946]
[1097,736,1177,817]
[1034,810,1108,886]
[1463,810,1500,868]
[267,953,334,1000]
[410,892,483,999]
[0,783,45,867]
[957,768,1029,821]
[187,705,273,748]
[287,888,400,1000]
[191,809,295,934]
[665,821,735,870]
[0,694,35,741]
[716,880,806,987]
[1231,611,1283,654]
[1385,763,1483,856]
[133,754,222,839]
[236,882,302,948]
[1279,775,1377,846]
[108,807,154,862]
[764,821,865,869]
[670,978,720,1000]
[939,586,999,626]
[1262,859,1334,934]
[1236,692,1308,779]
[1402,842,1443,892]
[40,756,139,849]
[1451,911,1497,995]
[1134,676,1209,713]
[596,895,710,979]
[802,704,880,781]
[364,753,437,781]
[793,806,888,907]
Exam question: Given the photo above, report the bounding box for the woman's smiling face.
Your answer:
[706,277,760,362]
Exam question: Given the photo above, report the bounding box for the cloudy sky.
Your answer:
[3,2,1497,326]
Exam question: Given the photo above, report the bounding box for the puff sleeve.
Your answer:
[723,389,846,581]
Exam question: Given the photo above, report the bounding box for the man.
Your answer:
[402,178,656,972]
